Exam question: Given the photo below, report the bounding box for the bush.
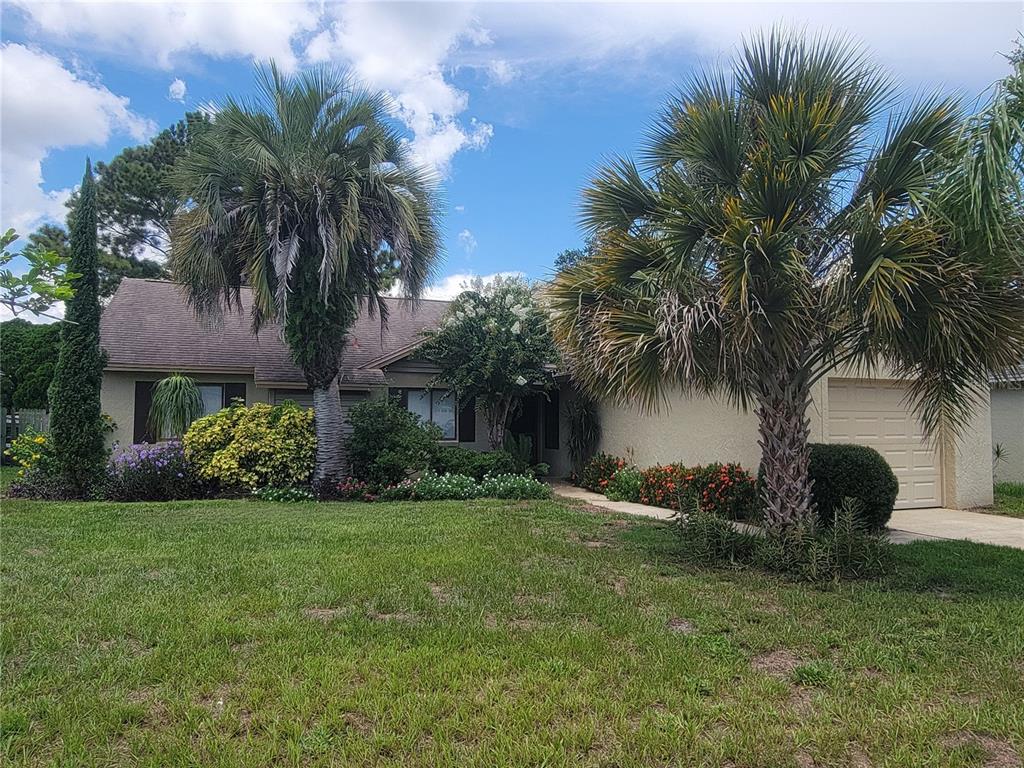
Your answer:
[580,453,626,493]
[805,443,898,530]
[675,498,888,582]
[752,501,889,581]
[253,485,315,503]
[378,479,416,501]
[605,466,643,502]
[347,397,441,487]
[103,440,206,501]
[431,446,518,480]
[412,471,481,500]
[314,477,375,502]
[4,429,58,479]
[184,401,315,491]
[641,462,758,520]
[479,473,551,499]
[6,468,78,501]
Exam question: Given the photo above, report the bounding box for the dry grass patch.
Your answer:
[940,731,1022,768]
[751,649,803,678]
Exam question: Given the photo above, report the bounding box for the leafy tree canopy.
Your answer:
[68,111,211,261]
[0,319,61,410]
[421,276,559,448]
[24,224,162,300]
[0,229,78,320]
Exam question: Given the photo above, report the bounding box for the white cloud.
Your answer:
[0,43,156,233]
[486,59,518,85]
[304,2,494,176]
[454,205,465,213]
[422,271,524,300]
[168,77,186,102]
[0,300,65,325]
[11,0,318,71]
[457,229,478,254]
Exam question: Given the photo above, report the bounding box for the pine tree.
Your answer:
[50,160,106,494]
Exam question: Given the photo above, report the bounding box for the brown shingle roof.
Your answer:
[100,279,449,387]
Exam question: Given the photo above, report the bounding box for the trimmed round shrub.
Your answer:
[807,443,898,530]
[183,401,316,491]
[479,473,550,499]
[605,466,643,502]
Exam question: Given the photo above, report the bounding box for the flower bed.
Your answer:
[639,462,758,520]
[579,453,627,493]
[103,441,207,501]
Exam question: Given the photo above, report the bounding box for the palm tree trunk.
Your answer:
[312,376,346,484]
[756,369,815,529]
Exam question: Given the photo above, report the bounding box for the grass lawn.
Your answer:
[992,482,1024,518]
[3,498,1023,767]
[0,465,19,493]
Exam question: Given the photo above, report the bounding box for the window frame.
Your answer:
[398,387,458,441]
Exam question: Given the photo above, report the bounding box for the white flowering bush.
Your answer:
[412,471,481,500]
[419,276,559,449]
[479,473,550,499]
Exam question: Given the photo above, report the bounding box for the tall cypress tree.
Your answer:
[51,160,106,494]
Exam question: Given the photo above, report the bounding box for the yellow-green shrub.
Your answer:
[183,402,315,490]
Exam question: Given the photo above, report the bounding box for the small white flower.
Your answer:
[515,375,527,386]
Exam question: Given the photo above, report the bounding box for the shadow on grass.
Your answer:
[886,539,1024,599]
[613,511,1024,599]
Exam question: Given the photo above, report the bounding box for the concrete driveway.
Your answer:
[887,508,1024,549]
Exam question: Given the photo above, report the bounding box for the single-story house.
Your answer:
[100,278,1002,509]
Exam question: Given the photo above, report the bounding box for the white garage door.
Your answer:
[827,380,942,509]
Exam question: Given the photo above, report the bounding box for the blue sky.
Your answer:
[1,1,1020,300]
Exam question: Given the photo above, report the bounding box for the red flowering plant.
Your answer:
[579,453,627,493]
[315,477,376,502]
[640,462,758,520]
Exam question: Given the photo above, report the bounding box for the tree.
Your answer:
[170,65,440,483]
[0,228,78,320]
[553,237,596,273]
[420,276,559,449]
[0,319,61,410]
[149,374,203,438]
[545,31,1024,529]
[24,224,163,300]
[67,111,211,261]
[50,161,106,493]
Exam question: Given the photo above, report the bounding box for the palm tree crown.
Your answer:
[546,31,1024,526]
[171,64,442,481]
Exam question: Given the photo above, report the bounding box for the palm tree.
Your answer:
[171,65,441,483]
[545,31,1024,529]
[149,374,203,439]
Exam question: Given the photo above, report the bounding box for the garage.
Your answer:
[827,380,942,509]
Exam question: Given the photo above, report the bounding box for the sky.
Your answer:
[1,1,1021,304]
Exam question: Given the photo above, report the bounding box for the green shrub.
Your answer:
[347,397,441,487]
[103,440,207,501]
[183,401,315,491]
[676,497,888,582]
[479,473,551,499]
[579,453,626,493]
[431,446,518,480]
[6,468,79,501]
[378,480,416,501]
[412,472,480,500]
[605,467,643,502]
[807,443,898,530]
[314,477,374,502]
[676,500,757,565]
[753,501,888,581]
[641,462,758,520]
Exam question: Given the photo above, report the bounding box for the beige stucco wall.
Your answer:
[992,388,1024,484]
[598,390,762,471]
[596,369,994,510]
[101,370,270,448]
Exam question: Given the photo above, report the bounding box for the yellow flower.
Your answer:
[34,436,46,444]
[31,453,41,460]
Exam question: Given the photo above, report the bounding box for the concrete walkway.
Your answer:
[550,482,1024,550]
[888,508,1024,549]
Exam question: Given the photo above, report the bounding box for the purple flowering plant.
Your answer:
[103,440,206,501]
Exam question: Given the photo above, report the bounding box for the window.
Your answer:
[401,388,457,440]
[198,385,225,417]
